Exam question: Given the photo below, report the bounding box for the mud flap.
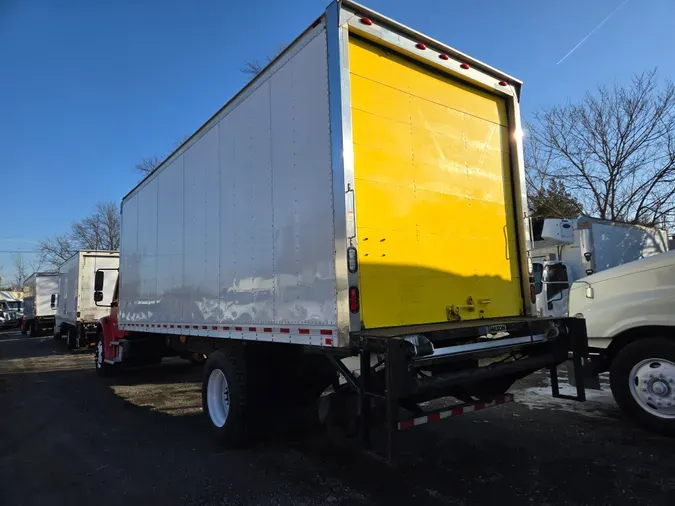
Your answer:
[564,359,601,390]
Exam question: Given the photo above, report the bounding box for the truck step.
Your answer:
[109,339,127,346]
[397,394,513,430]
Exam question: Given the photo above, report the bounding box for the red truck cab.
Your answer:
[95,277,128,373]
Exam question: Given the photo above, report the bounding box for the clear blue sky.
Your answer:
[0,0,673,281]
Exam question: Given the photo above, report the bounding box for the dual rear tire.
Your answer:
[27,320,41,338]
[201,345,334,448]
[66,327,79,350]
[202,348,248,447]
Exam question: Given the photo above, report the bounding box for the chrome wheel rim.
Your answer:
[207,369,230,428]
[629,358,675,419]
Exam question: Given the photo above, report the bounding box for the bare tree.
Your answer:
[38,201,121,269]
[11,254,28,290]
[71,202,120,251]
[37,234,75,270]
[240,60,265,76]
[135,135,190,175]
[240,44,286,76]
[527,69,675,228]
[135,154,164,175]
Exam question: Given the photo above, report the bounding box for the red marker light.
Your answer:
[439,53,449,60]
[360,17,372,25]
[499,81,508,86]
[349,287,360,313]
[460,63,470,70]
[416,43,427,50]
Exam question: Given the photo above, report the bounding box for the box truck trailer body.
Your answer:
[56,251,119,348]
[98,1,588,458]
[21,272,59,336]
[119,7,529,342]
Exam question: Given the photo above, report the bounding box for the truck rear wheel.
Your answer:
[66,327,78,350]
[28,320,41,338]
[202,349,248,447]
[95,332,115,376]
[610,338,675,433]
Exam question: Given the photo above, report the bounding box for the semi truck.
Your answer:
[532,217,669,318]
[94,0,588,458]
[55,250,119,349]
[0,291,22,329]
[21,272,59,336]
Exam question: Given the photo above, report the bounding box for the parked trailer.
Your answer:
[21,272,59,337]
[95,0,588,459]
[55,251,119,349]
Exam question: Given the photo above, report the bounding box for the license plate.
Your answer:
[487,324,507,333]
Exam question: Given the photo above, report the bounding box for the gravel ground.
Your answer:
[1,329,675,505]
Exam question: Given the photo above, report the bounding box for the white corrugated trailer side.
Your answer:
[587,219,669,271]
[56,251,119,348]
[21,272,59,336]
[119,19,338,347]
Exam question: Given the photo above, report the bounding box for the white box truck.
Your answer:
[21,272,59,337]
[55,250,119,349]
[93,0,588,459]
[532,217,669,317]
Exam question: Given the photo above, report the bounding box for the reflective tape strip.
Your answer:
[397,394,513,430]
[117,323,338,346]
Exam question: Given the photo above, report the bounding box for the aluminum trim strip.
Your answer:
[413,334,550,363]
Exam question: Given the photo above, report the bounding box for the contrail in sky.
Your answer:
[557,0,629,65]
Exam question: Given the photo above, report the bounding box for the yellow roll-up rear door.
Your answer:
[349,36,523,328]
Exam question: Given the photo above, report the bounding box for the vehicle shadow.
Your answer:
[4,350,675,506]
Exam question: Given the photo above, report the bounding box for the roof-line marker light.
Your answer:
[416,43,427,50]
[460,63,470,70]
[439,53,449,60]
[360,17,372,25]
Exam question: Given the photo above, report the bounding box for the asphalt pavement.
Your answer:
[1,328,674,505]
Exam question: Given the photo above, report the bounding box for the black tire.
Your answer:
[610,338,675,434]
[53,325,63,341]
[66,326,78,350]
[189,353,206,366]
[27,321,39,338]
[202,348,248,447]
[95,331,115,377]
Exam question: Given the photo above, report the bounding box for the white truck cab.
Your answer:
[569,250,675,432]
[533,217,668,318]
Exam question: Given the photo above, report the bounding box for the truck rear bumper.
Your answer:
[338,316,588,461]
[351,316,587,397]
